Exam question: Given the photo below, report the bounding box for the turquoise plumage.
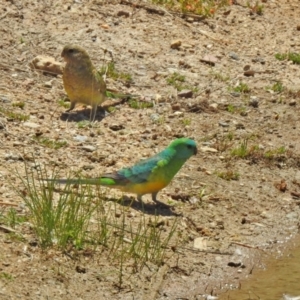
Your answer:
[45,138,197,204]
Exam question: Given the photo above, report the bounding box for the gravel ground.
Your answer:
[0,0,300,299]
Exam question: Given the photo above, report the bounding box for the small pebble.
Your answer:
[219,121,229,127]
[178,89,193,98]
[170,39,181,49]
[229,52,239,60]
[82,145,96,152]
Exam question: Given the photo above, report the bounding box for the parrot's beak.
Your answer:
[194,147,198,155]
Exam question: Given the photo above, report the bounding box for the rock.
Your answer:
[216,219,224,229]
[219,121,229,127]
[181,43,193,49]
[236,123,245,129]
[171,103,181,111]
[274,179,287,192]
[193,237,207,250]
[81,145,96,152]
[43,94,52,102]
[252,57,266,64]
[200,146,218,153]
[209,103,218,109]
[173,111,184,117]
[109,124,124,131]
[30,55,63,75]
[73,135,88,142]
[75,266,86,274]
[89,153,106,162]
[117,10,130,17]
[23,122,40,129]
[178,89,193,98]
[200,54,218,66]
[127,212,135,218]
[101,24,110,30]
[82,165,94,170]
[228,261,245,268]
[44,80,53,88]
[0,95,11,103]
[165,124,172,132]
[206,295,219,300]
[170,39,181,49]
[134,70,146,76]
[229,52,239,60]
[186,17,194,23]
[249,97,259,107]
[0,117,7,129]
[286,211,298,220]
[150,113,160,122]
[244,70,255,77]
[155,94,163,103]
[115,211,121,218]
[209,222,217,229]
[289,99,296,106]
[189,196,199,204]
[4,153,23,161]
[230,92,241,97]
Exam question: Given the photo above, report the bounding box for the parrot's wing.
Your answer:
[115,149,175,184]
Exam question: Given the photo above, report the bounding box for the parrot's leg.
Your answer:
[151,192,158,203]
[152,192,171,207]
[137,194,143,202]
[66,101,75,112]
[91,104,97,122]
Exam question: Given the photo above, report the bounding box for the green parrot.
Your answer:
[45,138,197,204]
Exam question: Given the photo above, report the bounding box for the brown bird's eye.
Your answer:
[68,48,74,53]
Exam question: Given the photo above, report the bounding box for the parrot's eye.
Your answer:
[187,145,193,149]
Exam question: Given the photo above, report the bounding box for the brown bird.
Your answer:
[61,45,106,121]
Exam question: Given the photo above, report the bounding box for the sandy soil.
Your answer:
[0,0,300,299]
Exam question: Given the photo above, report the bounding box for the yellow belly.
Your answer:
[121,180,168,195]
[63,68,104,106]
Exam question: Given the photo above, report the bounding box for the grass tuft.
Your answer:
[217,170,240,181]
[152,0,232,16]
[128,99,154,109]
[275,52,300,64]
[34,137,68,150]
[267,81,284,93]
[167,72,198,92]
[0,106,30,121]
[57,98,70,109]
[12,101,25,109]
[231,82,251,94]
[100,62,133,84]
[12,163,179,279]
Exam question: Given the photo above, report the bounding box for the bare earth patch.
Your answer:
[0,0,300,299]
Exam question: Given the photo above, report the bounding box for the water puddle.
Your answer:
[219,236,300,300]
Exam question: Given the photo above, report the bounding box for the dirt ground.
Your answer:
[1,0,300,299]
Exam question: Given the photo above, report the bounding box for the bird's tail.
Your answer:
[106,90,138,100]
[43,178,102,185]
[43,177,119,187]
